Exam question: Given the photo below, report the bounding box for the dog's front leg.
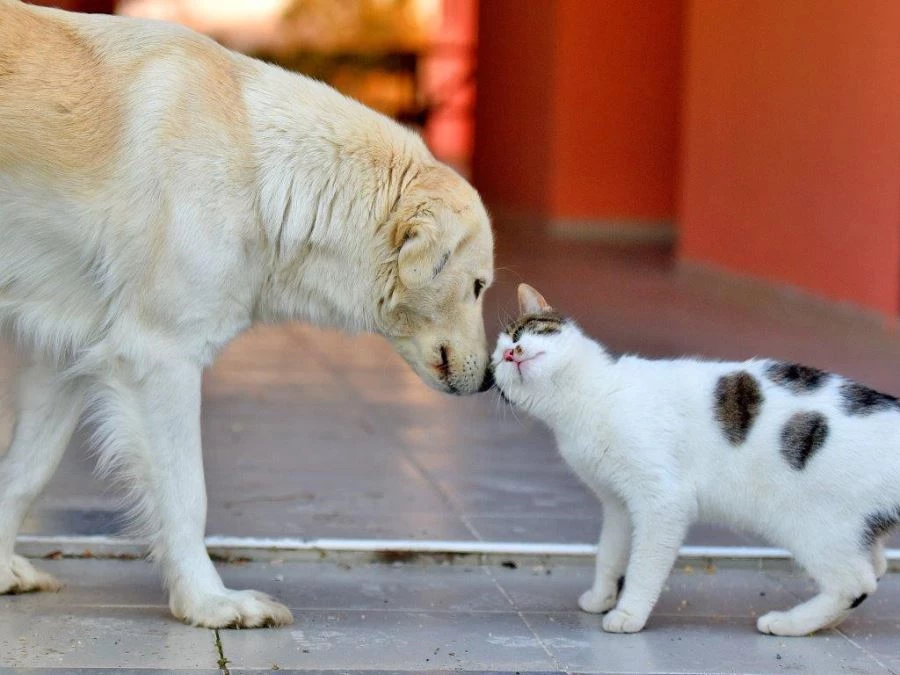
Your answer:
[134,361,292,628]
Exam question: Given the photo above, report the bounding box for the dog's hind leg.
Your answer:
[0,361,84,594]
[96,360,291,628]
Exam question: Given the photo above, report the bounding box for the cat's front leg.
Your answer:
[579,494,631,614]
[602,501,689,634]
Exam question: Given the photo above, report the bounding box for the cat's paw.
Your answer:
[601,608,646,633]
[757,610,815,637]
[578,587,618,614]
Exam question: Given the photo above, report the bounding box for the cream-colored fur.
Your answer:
[0,0,493,627]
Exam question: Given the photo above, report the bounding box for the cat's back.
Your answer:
[704,358,900,443]
[625,355,900,530]
[612,353,897,421]
[591,354,761,454]
[610,354,762,417]
[608,353,900,466]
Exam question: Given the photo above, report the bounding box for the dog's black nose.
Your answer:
[477,367,495,392]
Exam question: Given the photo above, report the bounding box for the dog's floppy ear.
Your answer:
[395,217,453,290]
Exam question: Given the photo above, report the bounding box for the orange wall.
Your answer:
[551,0,682,222]
[473,0,683,226]
[679,0,900,314]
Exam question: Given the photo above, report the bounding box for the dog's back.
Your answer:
[0,0,252,187]
[0,0,122,184]
[0,1,263,365]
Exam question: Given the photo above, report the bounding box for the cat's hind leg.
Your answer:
[579,494,631,614]
[757,549,877,637]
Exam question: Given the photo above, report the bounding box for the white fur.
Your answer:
[493,303,898,636]
[0,1,493,628]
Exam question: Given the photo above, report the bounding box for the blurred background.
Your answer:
[26,0,900,318]
[13,1,900,548]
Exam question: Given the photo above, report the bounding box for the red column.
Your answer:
[24,0,116,12]
[472,0,558,220]
[472,0,683,240]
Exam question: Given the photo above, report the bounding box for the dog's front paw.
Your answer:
[0,555,62,594]
[172,588,293,628]
[578,586,618,614]
[601,608,646,633]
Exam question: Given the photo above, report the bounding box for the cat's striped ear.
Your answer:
[518,283,551,315]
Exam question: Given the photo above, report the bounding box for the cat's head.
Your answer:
[491,284,580,407]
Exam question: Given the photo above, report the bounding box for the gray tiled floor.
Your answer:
[1,558,896,673]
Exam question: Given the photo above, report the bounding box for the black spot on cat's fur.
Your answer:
[714,371,763,445]
[861,507,900,548]
[780,411,828,470]
[849,594,868,609]
[507,311,566,342]
[840,382,900,416]
[765,362,830,393]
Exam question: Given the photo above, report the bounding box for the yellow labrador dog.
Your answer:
[0,0,493,627]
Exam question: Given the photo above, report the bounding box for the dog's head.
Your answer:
[378,164,494,395]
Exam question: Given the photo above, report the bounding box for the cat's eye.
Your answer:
[474,278,485,299]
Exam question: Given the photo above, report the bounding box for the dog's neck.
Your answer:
[242,61,429,335]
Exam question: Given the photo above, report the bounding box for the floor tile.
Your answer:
[227,672,564,675]
[206,508,476,541]
[208,472,453,521]
[21,507,122,537]
[1,671,220,675]
[0,559,165,610]
[220,610,558,672]
[490,565,799,621]
[218,561,510,613]
[526,612,890,674]
[651,568,802,620]
[467,515,601,543]
[435,474,599,518]
[0,607,217,670]
[466,518,762,546]
[686,523,764,547]
[836,619,900,674]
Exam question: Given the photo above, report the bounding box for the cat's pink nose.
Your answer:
[503,348,516,362]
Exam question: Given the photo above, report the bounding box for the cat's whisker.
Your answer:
[495,307,514,332]
[505,397,525,426]
[493,390,507,418]
[492,265,523,283]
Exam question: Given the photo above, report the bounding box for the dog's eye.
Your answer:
[474,279,485,299]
